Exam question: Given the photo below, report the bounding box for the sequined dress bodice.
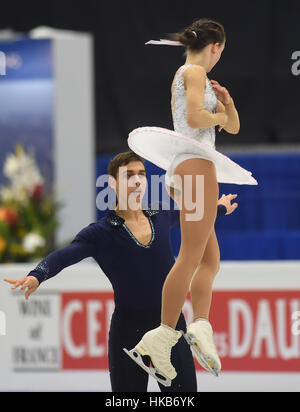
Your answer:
[172,64,218,149]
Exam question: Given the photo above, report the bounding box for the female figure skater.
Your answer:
[124,18,258,385]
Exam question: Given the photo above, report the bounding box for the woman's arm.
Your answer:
[216,99,240,134]
[184,65,228,129]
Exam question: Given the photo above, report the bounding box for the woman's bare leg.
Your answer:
[162,158,219,329]
[190,227,220,321]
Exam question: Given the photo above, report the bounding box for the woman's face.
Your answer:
[208,41,225,72]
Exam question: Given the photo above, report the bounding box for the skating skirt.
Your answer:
[127,126,258,195]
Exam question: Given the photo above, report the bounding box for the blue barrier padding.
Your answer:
[96,152,300,260]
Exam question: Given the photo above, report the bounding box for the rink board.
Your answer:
[0,261,299,392]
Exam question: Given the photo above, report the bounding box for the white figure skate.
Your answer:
[184,318,221,377]
[123,324,182,387]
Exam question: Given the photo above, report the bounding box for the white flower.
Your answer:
[3,154,20,178]
[0,187,14,202]
[2,147,44,201]
[22,233,46,253]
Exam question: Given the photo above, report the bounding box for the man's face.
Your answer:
[115,161,147,208]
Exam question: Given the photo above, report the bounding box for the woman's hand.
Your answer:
[218,194,238,215]
[210,80,232,105]
[3,276,39,300]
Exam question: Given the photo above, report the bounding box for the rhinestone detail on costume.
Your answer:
[106,207,159,248]
[34,261,51,282]
[106,211,125,227]
[122,216,155,249]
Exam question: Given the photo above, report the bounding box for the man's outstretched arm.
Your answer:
[3,223,98,299]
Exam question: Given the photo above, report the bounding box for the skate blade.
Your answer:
[184,333,220,377]
[123,347,172,387]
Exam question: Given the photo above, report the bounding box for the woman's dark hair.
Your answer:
[169,18,226,52]
[108,151,146,179]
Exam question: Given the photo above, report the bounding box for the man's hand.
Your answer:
[218,194,238,215]
[3,276,39,300]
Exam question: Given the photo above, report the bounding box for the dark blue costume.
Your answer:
[27,202,227,392]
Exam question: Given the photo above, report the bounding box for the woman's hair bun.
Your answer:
[168,18,225,52]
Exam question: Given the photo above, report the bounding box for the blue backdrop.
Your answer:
[96,152,300,260]
[0,38,54,193]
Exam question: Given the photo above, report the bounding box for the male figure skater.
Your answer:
[4,151,238,392]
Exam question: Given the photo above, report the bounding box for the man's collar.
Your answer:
[106,205,160,227]
[106,210,125,227]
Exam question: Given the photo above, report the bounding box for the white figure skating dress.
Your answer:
[128,64,258,196]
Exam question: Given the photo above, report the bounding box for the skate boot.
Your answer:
[123,324,182,387]
[184,318,221,377]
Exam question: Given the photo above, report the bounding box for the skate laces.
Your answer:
[160,337,176,370]
[163,327,182,346]
[155,328,181,360]
[192,321,218,354]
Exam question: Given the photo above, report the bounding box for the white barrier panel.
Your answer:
[0,33,95,246]
[0,260,299,392]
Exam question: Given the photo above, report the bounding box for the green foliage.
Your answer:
[0,145,63,263]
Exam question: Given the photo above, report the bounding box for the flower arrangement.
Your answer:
[0,144,61,263]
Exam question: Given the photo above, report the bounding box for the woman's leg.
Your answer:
[185,228,222,376]
[190,227,220,321]
[161,158,218,329]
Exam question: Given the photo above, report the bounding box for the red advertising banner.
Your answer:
[60,290,300,372]
[210,291,300,371]
[61,292,114,369]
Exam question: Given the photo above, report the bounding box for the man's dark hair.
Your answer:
[108,151,146,179]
